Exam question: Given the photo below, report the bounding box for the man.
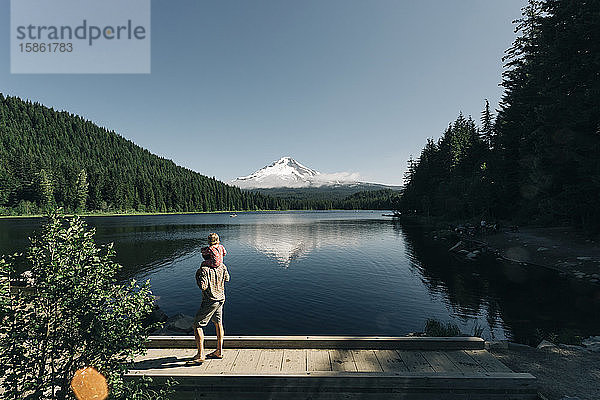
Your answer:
[187,233,230,365]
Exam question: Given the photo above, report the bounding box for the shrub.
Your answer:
[424,318,461,337]
[0,212,170,399]
[471,322,485,338]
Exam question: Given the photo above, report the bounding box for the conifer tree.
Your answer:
[480,99,494,149]
[400,0,600,231]
[37,169,54,211]
[75,169,89,212]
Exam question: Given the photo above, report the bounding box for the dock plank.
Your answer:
[447,350,487,373]
[281,349,307,373]
[397,351,435,372]
[374,349,408,372]
[351,350,383,372]
[203,349,239,373]
[329,349,357,372]
[231,349,261,373]
[132,348,200,374]
[421,351,461,373]
[466,350,512,373]
[256,349,284,373]
[129,338,536,399]
[307,349,331,372]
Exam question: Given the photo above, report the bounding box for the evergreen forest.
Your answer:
[400,0,600,233]
[0,94,398,214]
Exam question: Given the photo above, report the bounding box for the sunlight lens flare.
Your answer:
[71,367,108,400]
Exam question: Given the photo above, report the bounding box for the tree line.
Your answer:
[0,94,397,214]
[400,0,600,232]
[0,93,287,214]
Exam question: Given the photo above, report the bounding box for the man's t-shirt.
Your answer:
[196,263,230,302]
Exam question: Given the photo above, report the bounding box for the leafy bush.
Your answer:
[0,213,170,399]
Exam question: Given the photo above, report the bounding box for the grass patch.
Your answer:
[424,319,461,337]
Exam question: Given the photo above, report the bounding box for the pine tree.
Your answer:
[75,169,89,211]
[480,99,494,149]
[403,156,416,187]
[37,169,54,211]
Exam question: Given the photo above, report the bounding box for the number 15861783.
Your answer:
[19,42,73,52]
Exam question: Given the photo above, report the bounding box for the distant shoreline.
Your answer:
[0,209,378,219]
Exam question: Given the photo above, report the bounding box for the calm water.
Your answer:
[2,211,599,343]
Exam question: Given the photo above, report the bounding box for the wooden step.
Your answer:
[127,337,536,399]
[126,371,537,400]
[146,335,485,350]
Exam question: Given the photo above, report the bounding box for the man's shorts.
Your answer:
[194,300,224,328]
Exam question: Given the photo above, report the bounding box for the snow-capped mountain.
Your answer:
[231,156,359,189]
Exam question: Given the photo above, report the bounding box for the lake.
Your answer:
[2,210,599,343]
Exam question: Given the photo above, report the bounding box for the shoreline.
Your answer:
[0,209,376,220]
[480,226,600,284]
[399,216,600,398]
[490,340,600,400]
[399,215,600,285]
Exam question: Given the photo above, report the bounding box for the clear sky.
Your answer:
[0,0,526,185]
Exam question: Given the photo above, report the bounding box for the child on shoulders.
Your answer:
[201,232,227,268]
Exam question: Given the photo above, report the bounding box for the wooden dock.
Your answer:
[127,336,537,399]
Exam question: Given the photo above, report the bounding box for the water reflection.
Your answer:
[1,212,599,342]
[238,221,367,267]
[91,223,212,277]
[399,223,600,344]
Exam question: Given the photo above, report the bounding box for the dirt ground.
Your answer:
[479,226,600,283]
[466,226,600,399]
[491,344,600,400]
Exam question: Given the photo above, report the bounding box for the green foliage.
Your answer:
[400,0,600,232]
[251,186,402,210]
[114,376,176,400]
[0,213,169,400]
[75,169,89,212]
[0,94,281,214]
[471,323,484,339]
[424,319,461,337]
[480,99,494,149]
[401,112,490,219]
[340,189,402,210]
[494,0,600,230]
[37,169,55,212]
[448,113,480,168]
[0,94,397,214]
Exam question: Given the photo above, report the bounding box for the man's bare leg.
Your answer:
[193,326,205,361]
[207,322,224,357]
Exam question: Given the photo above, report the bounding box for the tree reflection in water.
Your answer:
[2,213,599,343]
[398,222,600,344]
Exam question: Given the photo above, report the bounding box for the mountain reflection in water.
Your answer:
[238,221,363,267]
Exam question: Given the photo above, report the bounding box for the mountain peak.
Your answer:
[232,156,320,189]
[271,156,294,166]
[231,156,393,190]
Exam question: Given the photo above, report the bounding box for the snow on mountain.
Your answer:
[231,156,360,189]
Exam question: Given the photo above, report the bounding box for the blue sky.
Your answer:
[0,0,525,185]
